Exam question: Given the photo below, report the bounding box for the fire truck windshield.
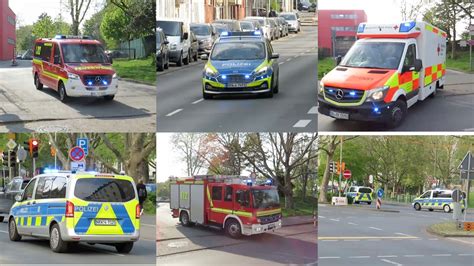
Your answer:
[252,189,280,209]
[340,42,405,70]
[62,43,108,64]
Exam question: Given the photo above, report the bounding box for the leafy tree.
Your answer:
[32,13,55,38]
[16,25,36,51]
[83,10,106,43]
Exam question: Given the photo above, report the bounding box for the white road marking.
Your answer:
[141,223,155,227]
[318,215,326,218]
[404,255,424,257]
[329,218,340,222]
[368,239,381,241]
[464,128,474,131]
[378,255,398,258]
[369,226,383,231]
[293,119,311,128]
[447,238,474,245]
[279,62,284,65]
[0,230,8,234]
[319,257,341,259]
[300,52,305,56]
[191,98,204,104]
[343,239,360,242]
[166,109,183,117]
[381,259,402,266]
[322,240,338,242]
[432,254,452,257]
[458,254,474,256]
[428,238,438,240]
[286,58,291,62]
[349,256,370,259]
[395,232,412,236]
[293,55,298,58]
[307,106,318,114]
[410,238,422,241]
[348,222,358,225]
[306,49,311,52]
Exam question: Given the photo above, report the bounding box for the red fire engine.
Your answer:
[170,175,282,238]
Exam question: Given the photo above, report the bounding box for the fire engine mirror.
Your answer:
[335,55,342,65]
[183,32,189,40]
[54,55,61,65]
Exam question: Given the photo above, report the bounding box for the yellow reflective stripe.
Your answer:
[44,42,53,47]
[323,90,368,107]
[256,208,281,216]
[211,208,233,214]
[206,62,218,72]
[206,185,213,208]
[425,24,433,31]
[384,72,399,88]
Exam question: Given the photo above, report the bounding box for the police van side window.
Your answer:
[420,191,431,198]
[403,44,416,68]
[50,177,67,198]
[34,177,46,199]
[39,177,54,199]
[23,179,37,201]
[212,186,223,201]
[437,191,451,198]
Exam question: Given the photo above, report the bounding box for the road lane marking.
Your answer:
[293,55,298,58]
[458,254,474,256]
[432,254,452,257]
[447,238,474,245]
[410,238,422,241]
[166,109,183,117]
[322,240,338,242]
[191,98,204,104]
[306,49,311,52]
[293,119,311,128]
[348,222,358,225]
[404,255,424,257]
[395,232,412,236]
[307,106,318,114]
[381,259,402,266]
[279,62,284,65]
[0,230,8,234]
[349,256,370,259]
[329,218,340,222]
[343,239,360,241]
[286,58,291,62]
[300,52,305,56]
[378,255,398,258]
[368,239,381,241]
[141,223,155,227]
[369,226,383,231]
[319,257,341,259]
[318,236,418,240]
[318,215,326,218]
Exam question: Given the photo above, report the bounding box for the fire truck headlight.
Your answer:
[112,73,118,79]
[367,85,389,101]
[67,73,80,80]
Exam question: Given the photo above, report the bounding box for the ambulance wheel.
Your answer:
[429,86,437,98]
[34,73,43,90]
[58,82,70,103]
[414,203,421,211]
[443,205,451,213]
[180,211,191,227]
[115,242,134,254]
[354,201,359,204]
[50,223,68,253]
[8,217,21,241]
[225,219,242,239]
[176,52,183,67]
[385,99,406,129]
[103,95,115,101]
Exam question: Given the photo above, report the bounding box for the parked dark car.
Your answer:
[189,31,199,61]
[0,177,30,222]
[214,19,241,31]
[190,23,217,55]
[156,28,170,71]
[211,23,231,36]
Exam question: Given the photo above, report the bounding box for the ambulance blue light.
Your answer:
[222,75,227,79]
[373,107,379,112]
[399,21,416,32]
[265,179,272,184]
[44,168,59,174]
[54,35,66,39]
[357,23,366,33]
[349,91,356,96]
[254,30,262,36]
[245,74,250,79]
[329,89,334,93]
[102,80,108,85]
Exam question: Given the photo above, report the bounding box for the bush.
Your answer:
[347,196,354,204]
[143,192,156,215]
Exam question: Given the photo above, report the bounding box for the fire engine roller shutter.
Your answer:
[190,185,204,224]
[170,183,179,209]
[179,184,190,209]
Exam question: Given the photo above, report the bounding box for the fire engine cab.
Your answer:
[170,175,282,238]
[318,21,447,128]
[33,35,118,102]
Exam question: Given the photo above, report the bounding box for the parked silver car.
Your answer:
[279,12,301,33]
[267,18,280,40]
[0,176,30,222]
[244,16,273,40]
[277,17,289,37]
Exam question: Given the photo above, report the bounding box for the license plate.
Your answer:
[91,91,105,97]
[94,219,116,226]
[329,110,349,120]
[227,83,246,88]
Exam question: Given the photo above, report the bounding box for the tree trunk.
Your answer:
[318,151,334,203]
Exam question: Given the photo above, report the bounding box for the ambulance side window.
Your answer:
[224,186,233,202]
[34,43,43,58]
[50,177,67,198]
[403,44,416,68]
[211,186,222,201]
[22,179,37,201]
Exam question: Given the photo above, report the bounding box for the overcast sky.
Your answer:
[156,133,186,183]
[10,0,105,26]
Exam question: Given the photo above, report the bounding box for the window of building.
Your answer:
[331,26,356,32]
[8,16,15,26]
[331,14,358,20]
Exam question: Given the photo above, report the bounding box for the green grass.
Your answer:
[113,57,156,85]
[446,51,474,73]
[318,57,336,79]
[428,221,474,237]
[469,191,474,208]
[281,197,316,217]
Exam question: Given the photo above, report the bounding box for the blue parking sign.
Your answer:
[77,138,89,156]
[377,188,384,198]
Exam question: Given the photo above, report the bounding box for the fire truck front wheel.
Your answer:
[58,82,70,102]
[34,73,43,90]
[179,211,193,227]
[225,219,242,239]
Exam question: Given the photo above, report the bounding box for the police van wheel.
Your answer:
[8,217,21,241]
[180,211,191,227]
[385,99,406,129]
[367,201,372,205]
[103,95,115,101]
[273,74,279,94]
[443,205,451,213]
[34,73,43,90]
[58,83,70,103]
[176,52,183,67]
[225,219,242,239]
[50,224,68,253]
[115,242,134,254]
[414,203,421,211]
[184,51,190,65]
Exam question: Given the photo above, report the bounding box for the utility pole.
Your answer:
[338,136,343,197]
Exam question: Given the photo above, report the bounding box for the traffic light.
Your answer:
[51,147,56,156]
[9,150,17,168]
[336,162,341,174]
[336,162,346,174]
[1,151,7,167]
[29,139,39,158]
[329,162,335,173]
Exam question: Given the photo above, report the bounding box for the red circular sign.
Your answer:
[69,146,85,161]
[343,170,351,179]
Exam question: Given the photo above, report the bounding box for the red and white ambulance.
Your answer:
[318,21,447,128]
[170,175,282,238]
[33,35,118,102]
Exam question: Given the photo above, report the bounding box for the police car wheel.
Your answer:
[385,99,407,129]
[103,95,115,101]
[184,51,190,65]
[58,83,70,103]
[225,219,242,239]
[273,73,279,94]
[180,211,191,227]
[115,242,134,254]
[367,201,371,205]
[50,224,68,253]
[9,217,21,241]
[34,73,43,90]
[428,208,434,212]
[176,52,183,67]
[414,203,421,211]
[443,205,451,213]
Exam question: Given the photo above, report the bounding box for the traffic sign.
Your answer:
[17,147,27,162]
[69,146,85,162]
[343,170,351,179]
[6,139,17,150]
[71,161,86,172]
[377,188,384,198]
[77,138,89,156]
[458,151,473,180]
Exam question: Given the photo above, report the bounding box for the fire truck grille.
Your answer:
[324,87,364,103]
[258,213,280,225]
[82,75,113,86]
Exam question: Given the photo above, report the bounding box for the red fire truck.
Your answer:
[170,175,282,238]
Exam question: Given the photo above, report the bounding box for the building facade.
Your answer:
[318,10,367,57]
[0,0,16,60]
[157,0,206,24]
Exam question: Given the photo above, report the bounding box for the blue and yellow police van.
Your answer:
[346,186,373,205]
[8,171,140,253]
[412,189,465,213]
[202,31,280,99]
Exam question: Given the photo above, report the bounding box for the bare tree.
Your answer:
[65,0,93,35]
[171,133,208,176]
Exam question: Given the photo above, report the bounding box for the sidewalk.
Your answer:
[282,215,315,227]
[442,69,474,96]
[0,59,32,68]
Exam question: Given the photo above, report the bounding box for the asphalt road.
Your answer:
[156,202,317,265]
[318,70,474,132]
[0,214,156,264]
[318,203,474,266]
[0,61,156,132]
[157,26,318,132]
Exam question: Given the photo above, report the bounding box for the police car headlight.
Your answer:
[205,67,218,78]
[255,66,268,77]
[319,81,324,94]
[68,73,80,80]
[112,73,118,79]
[367,85,389,101]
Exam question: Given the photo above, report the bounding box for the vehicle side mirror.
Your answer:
[201,54,208,60]
[183,32,189,40]
[15,194,22,202]
[414,59,422,72]
[108,55,113,64]
[271,53,279,59]
[54,55,61,65]
[335,55,342,65]
[164,40,169,45]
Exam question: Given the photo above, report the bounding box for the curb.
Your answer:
[283,220,315,227]
[119,77,155,86]
[426,223,474,238]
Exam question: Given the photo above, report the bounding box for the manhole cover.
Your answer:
[35,125,70,132]
[167,241,189,248]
